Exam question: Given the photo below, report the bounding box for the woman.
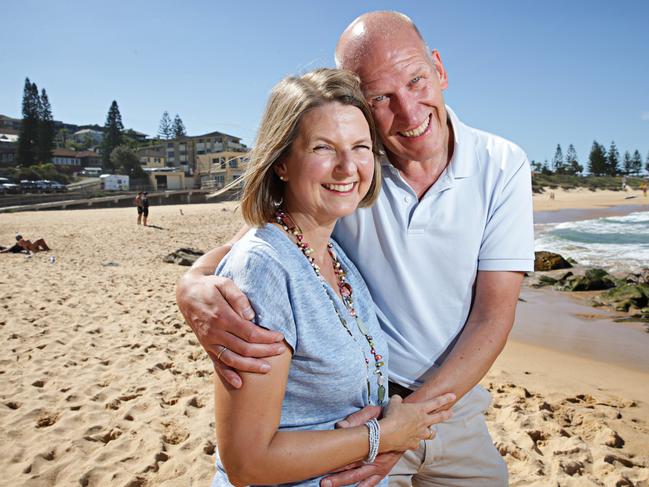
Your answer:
[213,68,454,486]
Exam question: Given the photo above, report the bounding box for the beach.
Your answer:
[1,196,648,486]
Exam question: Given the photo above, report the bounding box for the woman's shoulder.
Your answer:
[217,224,295,278]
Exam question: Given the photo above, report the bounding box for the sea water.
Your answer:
[534,211,649,272]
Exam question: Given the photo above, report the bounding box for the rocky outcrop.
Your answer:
[163,248,204,266]
[534,251,573,271]
[556,268,617,292]
[594,284,649,312]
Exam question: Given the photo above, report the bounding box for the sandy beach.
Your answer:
[533,187,648,212]
[1,199,648,486]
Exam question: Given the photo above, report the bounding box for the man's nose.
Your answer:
[391,92,419,127]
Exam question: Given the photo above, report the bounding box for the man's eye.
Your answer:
[372,95,387,103]
[410,76,422,84]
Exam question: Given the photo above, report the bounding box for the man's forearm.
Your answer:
[406,271,524,405]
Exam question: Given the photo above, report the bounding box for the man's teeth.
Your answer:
[323,183,355,192]
[399,116,430,137]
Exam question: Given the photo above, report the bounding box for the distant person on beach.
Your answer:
[640,181,647,197]
[0,234,50,254]
[135,192,144,225]
[207,68,454,486]
[177,11,533,486]
[141,192,149,226]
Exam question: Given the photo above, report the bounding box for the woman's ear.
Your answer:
[274,162,288,182]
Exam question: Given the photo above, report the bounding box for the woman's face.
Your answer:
[275,102,375,226]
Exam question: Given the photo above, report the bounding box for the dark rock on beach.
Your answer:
[556,268,617,292]
[594,284,649,312]
[534,251,573,272]
[163,248,204,266]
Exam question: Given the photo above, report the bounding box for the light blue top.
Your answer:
[212,223,389,487]
[334,106,535,390]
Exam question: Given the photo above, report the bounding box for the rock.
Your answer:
[102,261,120,267]
[534,251,573,271]
[594,284,649,312]
[567,257,579,265]
[163,248,204,267]
[531,275,558,288]
[557,268,617,291]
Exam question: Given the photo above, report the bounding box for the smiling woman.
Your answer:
[210,68,455,486]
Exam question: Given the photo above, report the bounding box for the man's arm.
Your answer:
[405,270,523,405]
[322,270,524,487]
[175,225,286,388]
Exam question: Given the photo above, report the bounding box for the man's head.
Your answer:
[15,234,22,242]
[336,11,451,166]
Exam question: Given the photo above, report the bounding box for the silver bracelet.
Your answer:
[365,418,380,464]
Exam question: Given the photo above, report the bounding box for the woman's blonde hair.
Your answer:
[240,68,381,226]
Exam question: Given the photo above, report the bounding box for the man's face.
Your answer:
[355,33,449,165]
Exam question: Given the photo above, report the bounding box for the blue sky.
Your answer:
[2,0,648,165]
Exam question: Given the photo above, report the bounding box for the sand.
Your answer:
[533,187,649,212]
[1,202,648,486]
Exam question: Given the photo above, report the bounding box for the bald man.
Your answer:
[177,11,533,486]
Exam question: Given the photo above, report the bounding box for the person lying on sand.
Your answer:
[0,234,50,254]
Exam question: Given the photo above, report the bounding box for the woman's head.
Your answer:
[241,68,381,226]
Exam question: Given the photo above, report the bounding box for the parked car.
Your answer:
[20,180,38,193]
[1,182,20,194]
[48,181,67,192]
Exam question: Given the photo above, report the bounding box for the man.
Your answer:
[176,11,533,486]
[135,192,144,225]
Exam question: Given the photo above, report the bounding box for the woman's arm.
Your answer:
[215,348,454,486]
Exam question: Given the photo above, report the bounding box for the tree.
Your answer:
[622,151,632,175]
[172,114,186,138]
[630,150,642,176]
[110,145,145,178]
[101,100,124,172]
[564,144,582,175]
[605,141,620,176]
[552,144,565,174]
[588,141,607,176]
[37,89,54,164]
[158,111,172,139]
[17,78,40,166]
[541,160,552,175]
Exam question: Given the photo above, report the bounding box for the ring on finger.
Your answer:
[216,345,228,361]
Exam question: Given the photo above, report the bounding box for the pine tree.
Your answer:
[588,141,607,176]
[158,111,172,139]
[172,114,186,138]
[101,100,124,172]
[606,141,620,176]
[630,150,642,176]
[37,89,54,164]
[646,150,649,174]
[622,151,632,175]
[552,144,564,174]
[565,144,582,175]
[17,78,40,166]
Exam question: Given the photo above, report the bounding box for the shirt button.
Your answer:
[403,196,409,203]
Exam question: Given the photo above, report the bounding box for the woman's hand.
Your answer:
[379,393,455,452]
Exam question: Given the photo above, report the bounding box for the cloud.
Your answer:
[642,111,649,121]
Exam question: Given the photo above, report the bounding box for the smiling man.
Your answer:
[176,10,533,487]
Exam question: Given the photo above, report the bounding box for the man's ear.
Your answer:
[431,50,448,90]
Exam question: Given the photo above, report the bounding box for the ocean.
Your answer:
[534,210,649,273]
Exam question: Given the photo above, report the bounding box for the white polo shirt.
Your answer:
[334,107,534,389]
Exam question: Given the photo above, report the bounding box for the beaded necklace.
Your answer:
[274,209,386,405]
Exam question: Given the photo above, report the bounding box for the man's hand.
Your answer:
[321,451,402,487]
[176,266,286,388]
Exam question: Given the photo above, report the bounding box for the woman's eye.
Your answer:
[354,145,371,151]
[313,145,333,152]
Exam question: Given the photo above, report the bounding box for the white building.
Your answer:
[100,174,129,191]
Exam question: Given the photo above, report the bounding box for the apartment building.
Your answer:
[196,151,249,189]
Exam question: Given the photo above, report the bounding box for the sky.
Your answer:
[2,0,649,166]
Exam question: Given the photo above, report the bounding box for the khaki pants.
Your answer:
[389,385,508,487]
